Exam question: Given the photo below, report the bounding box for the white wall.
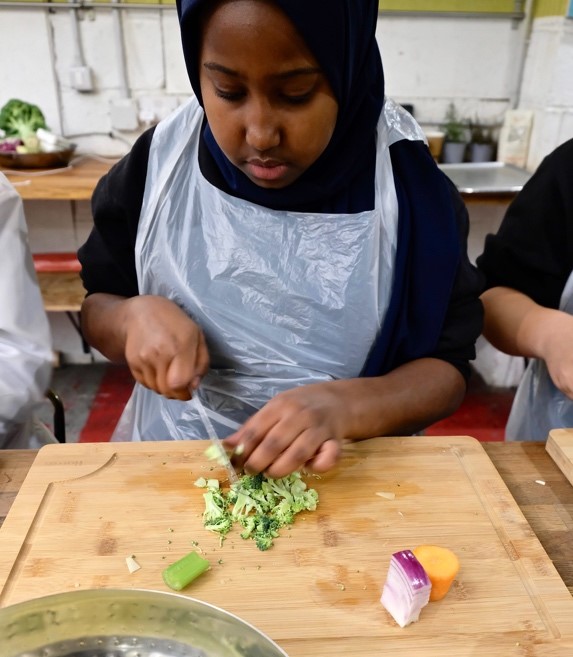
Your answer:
[377,15,522,129]
[519,16,573,169]
[2,9,571,161]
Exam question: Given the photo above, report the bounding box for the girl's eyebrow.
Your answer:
[203,62,321,80]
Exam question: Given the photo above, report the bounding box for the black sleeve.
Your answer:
[428,178,485,382]
[476,138,573,309]
[77,127,156,297]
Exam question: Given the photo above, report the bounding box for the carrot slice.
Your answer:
[412,545,459,601]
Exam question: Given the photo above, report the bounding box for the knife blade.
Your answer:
[194,395,239,484]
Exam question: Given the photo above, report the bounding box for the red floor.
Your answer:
[425,381,514,442]
[78,366,515,443]
[78,365,135,443]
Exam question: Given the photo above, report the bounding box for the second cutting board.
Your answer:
[547,428,573,486]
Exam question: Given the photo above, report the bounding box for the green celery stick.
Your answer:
[162,551,210,591]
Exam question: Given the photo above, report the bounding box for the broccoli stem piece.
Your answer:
[162,551,210,591]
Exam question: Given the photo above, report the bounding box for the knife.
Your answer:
[194,395,239,484]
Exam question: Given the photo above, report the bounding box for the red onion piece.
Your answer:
[380,549,431,627]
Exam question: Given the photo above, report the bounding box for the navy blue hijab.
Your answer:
[176,0,461,373]
[176,0,382,212]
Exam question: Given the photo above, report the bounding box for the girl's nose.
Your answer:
[244,100,280,151]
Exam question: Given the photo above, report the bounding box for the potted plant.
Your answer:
[441,102,467,164]
[468,119,496,162]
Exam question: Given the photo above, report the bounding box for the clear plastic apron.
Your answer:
[505,270,573,441]
[112,97,424,441]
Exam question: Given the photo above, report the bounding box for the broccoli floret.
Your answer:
[270,498,295,526]
[300,487,319,512]
[240,472,264,490]
[204,514,232,535]
[239,514,257,539]
[254,534,274,551]
[202,490,232,535]
[231,490,258,519]
[0,99,47,141]
[265,473,318,513]
[226,487,239,505]
[250,514,280,551]
[255,514,280,536]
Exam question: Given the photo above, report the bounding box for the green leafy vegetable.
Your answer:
[197,471,319,551]
[162,550,210,591]
[0,99,47,151]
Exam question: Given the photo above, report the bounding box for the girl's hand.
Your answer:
[224,382,346,478]
[538,311,573,400]
[123,295,209,401]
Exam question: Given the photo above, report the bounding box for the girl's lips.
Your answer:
[245,160,289,182]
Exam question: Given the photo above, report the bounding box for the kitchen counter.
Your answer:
[3,156,114,201]
[439,161,532,197]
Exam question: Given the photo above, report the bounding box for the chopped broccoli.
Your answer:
[197,471,319,551]
[254,514,280,538]
[231,490,259,519]
[202,490,232,535]
[240,472,264,490]
[254,534,274,551]
[239,514,257,539]
[0,99,47,144]
[270,498,295,525]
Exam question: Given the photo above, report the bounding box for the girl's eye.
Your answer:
[214,89,244,102]
[282,92,313,105]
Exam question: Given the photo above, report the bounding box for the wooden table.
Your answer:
[4,157,114,201]
[1,442,572,597]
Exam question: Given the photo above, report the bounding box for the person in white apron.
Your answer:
[478,138,573,441]
[78,0,483,475]
[0,174,55,449]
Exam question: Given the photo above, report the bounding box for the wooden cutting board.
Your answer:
[547,429,573,486]
[1,436,572,656]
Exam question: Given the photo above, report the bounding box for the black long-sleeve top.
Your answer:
[477,138,573,307]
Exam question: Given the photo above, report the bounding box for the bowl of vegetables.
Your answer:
[0,588,289,657]
[0,98,76,169]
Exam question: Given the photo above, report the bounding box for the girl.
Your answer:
[78,0,483,477]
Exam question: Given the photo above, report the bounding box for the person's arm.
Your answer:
[81,293,209,401]
[224,357,464,479]
[482,286,573,399]
[79,128,210,400]
[477,139,573,400]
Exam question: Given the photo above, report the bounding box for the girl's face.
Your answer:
[199,0,339,189]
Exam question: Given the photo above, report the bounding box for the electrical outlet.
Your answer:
[109,98,139,132]
[70,66,94,92]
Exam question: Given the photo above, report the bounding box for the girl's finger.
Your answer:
[194,331,210,381]
[257,427,327,479]
[303,438,341,474]
[165,354,195,400]
[134,362,160,395]
[226,411,281,472]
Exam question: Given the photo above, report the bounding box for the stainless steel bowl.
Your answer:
[0,589,288,657]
